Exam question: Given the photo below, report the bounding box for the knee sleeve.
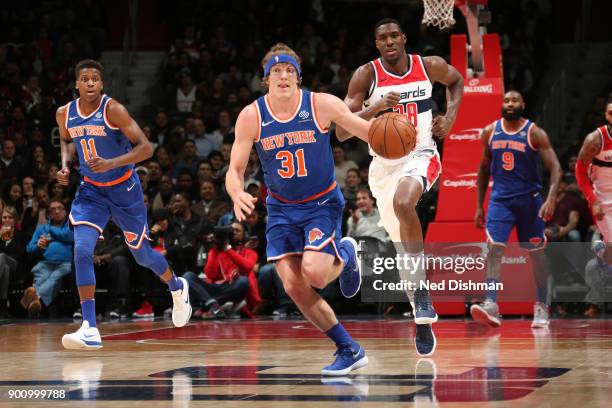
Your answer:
[130,240,168,276]
[74,225,99,287]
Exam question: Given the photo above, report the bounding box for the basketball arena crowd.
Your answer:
[0,0,610,320]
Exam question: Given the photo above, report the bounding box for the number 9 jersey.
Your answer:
[65,95,134,185]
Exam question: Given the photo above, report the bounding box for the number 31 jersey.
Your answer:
[364,54,434,161]
[65,95,133,184]
[254,89,337,203]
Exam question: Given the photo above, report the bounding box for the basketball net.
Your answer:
[421,0,456,30]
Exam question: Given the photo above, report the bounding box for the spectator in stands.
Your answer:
[135,166,151,195]
[1,139,24,184]
[22,200,73,318]
[192,180,229,225]
[583,239,612,317]
[208,150,226,184]
[175,70,197,113]
[48,180,70,209]
[146,160,163,196]
[169,192,203,274]
[21,186,49,236]
[333,145,358,188]
[196,160,214,186]
[347,188,389,242]
[545,177,591,242]
[152,175,174,211]
[176,169,197,201]
[175,139,202,176]
[151,111,171,145]
[154,146,175,178]
[183,222,254,318]
[212,110,235,144]
[3,182,23,217]
[342,168,361,208]
[0,206,28,317]
[192,118,219,158]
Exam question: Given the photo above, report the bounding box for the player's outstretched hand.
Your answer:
[57,168,70,186]
[474,207,485,229]
[538,198,556,222]
[87,157,116,173]
[233,192,257,221]
[591,201,605,221]
[432,115,452,139]
[377,91,401,110]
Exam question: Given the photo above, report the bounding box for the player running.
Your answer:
[58,59,191,350]
[473,90,561,328]
[226,43,371,376]
[337,18,464,357]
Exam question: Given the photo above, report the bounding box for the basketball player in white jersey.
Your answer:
[337,18,464,357]
[576,99,612,257]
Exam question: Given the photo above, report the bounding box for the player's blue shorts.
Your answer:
[265,186,344,261]
[69,171,149,250]
[486,192,546,250]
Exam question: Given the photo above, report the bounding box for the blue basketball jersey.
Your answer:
[254,90,336,203]
[65,95,133,184]
[489,119,542,199]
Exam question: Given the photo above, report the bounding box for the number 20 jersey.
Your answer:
[65,95,133,184]
[364,54,434,163]
[254,89,337,203]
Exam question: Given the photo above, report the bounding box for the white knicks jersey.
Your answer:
[364,54,435,164]
[591,125,612,203]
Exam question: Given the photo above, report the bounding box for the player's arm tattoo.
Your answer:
[336,64,375,141]
[476,124,493,209]
[55,106,75,169]
[577,131,602,164]
[532,126,562,201]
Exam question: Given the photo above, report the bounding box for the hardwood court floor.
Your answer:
[1,317,611,407]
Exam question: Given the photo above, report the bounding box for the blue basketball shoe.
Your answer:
[321,343,368,376]
[339,237,361,298]
[413,289,438,325]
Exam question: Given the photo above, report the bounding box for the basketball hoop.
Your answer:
[421,0,456,30]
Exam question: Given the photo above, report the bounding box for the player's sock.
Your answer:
[81,299,96,328]
[167,274,183,292]
[536,283,547,305]
[485,278,500,302]
[325,323,359,350]
[130,241,182,291]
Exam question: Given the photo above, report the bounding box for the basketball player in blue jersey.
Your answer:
[226,43,372,376]
[57,60,191,349]
[474,90,561,328]
[337,18,464,357]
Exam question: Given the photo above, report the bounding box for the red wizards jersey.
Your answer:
[364,54,434,161]
[591,125,612,201]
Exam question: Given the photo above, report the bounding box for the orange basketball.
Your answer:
[368,112,417,160]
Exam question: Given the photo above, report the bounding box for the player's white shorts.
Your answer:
[368,147,441,242]
[594,190,612,242]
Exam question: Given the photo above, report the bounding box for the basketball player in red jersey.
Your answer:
[337,18,464,357]
[576,99,612,257]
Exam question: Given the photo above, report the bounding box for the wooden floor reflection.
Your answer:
[1,318,611,407]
